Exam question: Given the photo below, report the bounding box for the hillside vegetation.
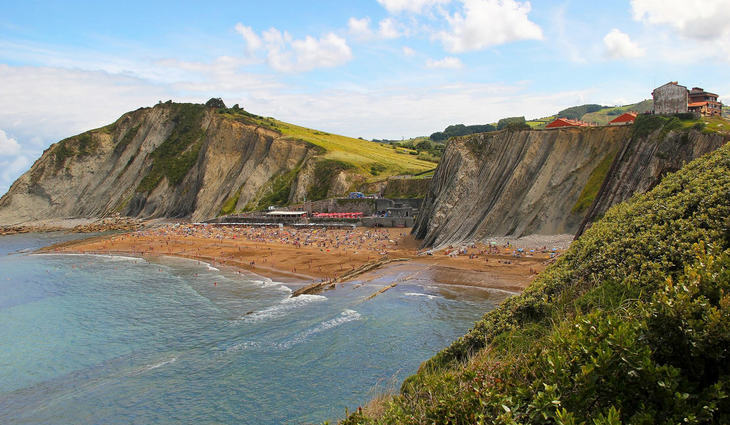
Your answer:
[343,141,730,424]
[421,101,656,139]
[217,106,436,180]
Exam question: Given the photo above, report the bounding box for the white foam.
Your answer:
[34,253,144,262]
[207,265,220,271]
[239,294,327,323]
[278,309,362,349]
[404,292,441,300]
[132,357,177,374]
[224,341,261,353]
[252,278,292,293]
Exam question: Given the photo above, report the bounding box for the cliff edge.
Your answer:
[0,102,434,225]
[413,117,729,248]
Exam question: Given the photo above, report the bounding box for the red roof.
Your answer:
[608,112,637,124]
[545,118,590,128]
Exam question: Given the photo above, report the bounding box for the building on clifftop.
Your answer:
[545,118,593,128]
[652,82,688,114]
[688,87,723,117]
[608,112,637,125]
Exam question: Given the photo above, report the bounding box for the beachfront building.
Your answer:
[652,82,689,114]
[688,87,723,117]
[608,112,637,125]
[545,118,592,128]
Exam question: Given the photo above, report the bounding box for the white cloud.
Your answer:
[437,0,543,52]
[0,155,29,195]
[235,23,263,53]
[348,17,403,40]
[235,24,352,72]
[402,46,416,56]
[289,33,352,71]
[378,18,401,39]
[426,56,463,69]
[0,129,21,156]
[631,0,730,40]
[348,17,373,39]
[603,29,645,59]
[377,0,453,13]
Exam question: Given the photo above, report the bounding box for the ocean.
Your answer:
[0,233,508,424]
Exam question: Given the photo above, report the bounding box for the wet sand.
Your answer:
[44,224,563,293]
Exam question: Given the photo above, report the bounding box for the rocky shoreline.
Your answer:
[0,215,143,236]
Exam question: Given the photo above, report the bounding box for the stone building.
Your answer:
[652,82,689,114]
[688,87,723,117]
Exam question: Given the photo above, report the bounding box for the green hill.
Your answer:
[342,140,730,423]
[217,106,437,180]
[582,100,654,125]
[421,101,655,137]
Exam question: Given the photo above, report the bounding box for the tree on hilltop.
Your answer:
[205,98,226,109]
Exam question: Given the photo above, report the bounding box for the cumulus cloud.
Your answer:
[437,0,543,52]
[0,155,29,195]
[289,33,352,71]
[377,0,453,13]
[402,46,416,56]
[234,24,352,72]
[426,56,463,69]
[0,129,21,156]
[348,17,373,39]
[348,17,403,40]
[378,18,401,39]
[631,0,730,40]
[603,29,645,59]
[235,23,262,53]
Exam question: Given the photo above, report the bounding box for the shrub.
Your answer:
[137,103,206,192]
[497,116,526,130]
[306,159,353,201]
[205,97,226,108]
[342,141,730,424]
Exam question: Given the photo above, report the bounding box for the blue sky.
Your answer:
[1,0,729,195]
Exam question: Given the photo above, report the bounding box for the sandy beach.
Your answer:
[44,224,565,293]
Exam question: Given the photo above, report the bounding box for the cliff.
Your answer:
[413,118,729,247]
[0,102,434,225]
[343,118,730,425]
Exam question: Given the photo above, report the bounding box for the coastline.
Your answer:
[37,224,565,294]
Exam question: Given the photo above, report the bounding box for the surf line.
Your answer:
[362,266,433,302]
[291,257,410,297]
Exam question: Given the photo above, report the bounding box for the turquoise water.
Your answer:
[0,233,507,424]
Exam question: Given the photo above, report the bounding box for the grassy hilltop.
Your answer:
[342,137,730,423]
[217,105,436,180]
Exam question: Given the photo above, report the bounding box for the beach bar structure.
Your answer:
[266,211,307,217]
[313,212,364,219]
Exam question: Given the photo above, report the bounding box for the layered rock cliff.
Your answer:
[0,102,358,224]
[413,119,729,248]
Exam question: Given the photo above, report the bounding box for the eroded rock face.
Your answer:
[575,128,728,237]
[0,103,321,224]
[413,125,728,248]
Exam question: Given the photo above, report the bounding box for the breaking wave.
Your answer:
[277,309,362,349]
[239,294,327,323]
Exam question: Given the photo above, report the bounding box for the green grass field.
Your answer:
[227,112,437,179]
[581,99,653,125]
[525,115,556,129]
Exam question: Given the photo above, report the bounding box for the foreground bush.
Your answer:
[342,142,730,424]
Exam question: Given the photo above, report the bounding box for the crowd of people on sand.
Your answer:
[114,224,406,257]
[61,224,562,282]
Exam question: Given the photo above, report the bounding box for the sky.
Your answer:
[1,0,729,195]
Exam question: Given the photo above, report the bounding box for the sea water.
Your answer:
[0,233,509,424]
